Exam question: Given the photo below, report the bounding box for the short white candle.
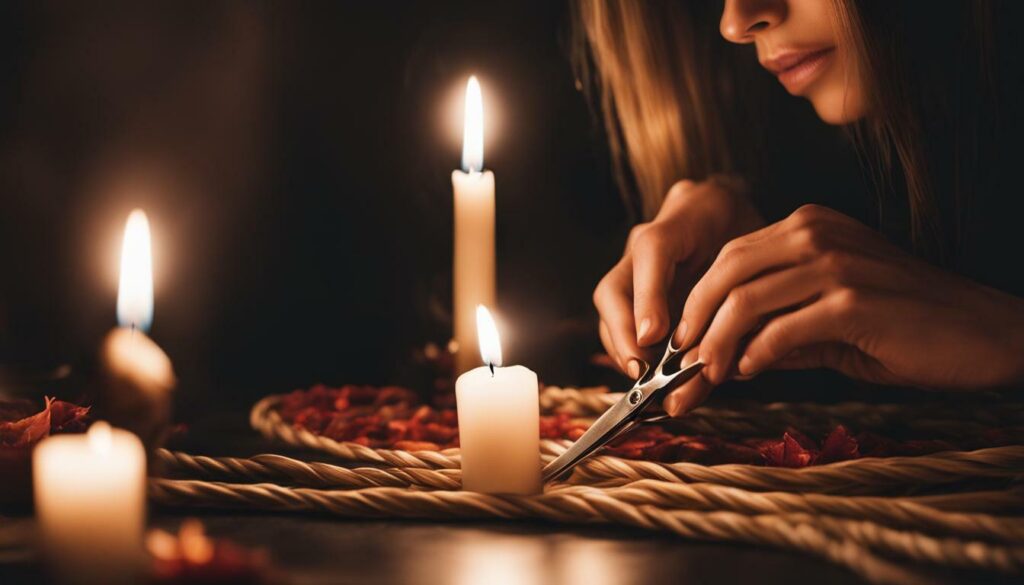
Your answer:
[452,76,496,375]
[33,421,147,585]
[456,306,541,494]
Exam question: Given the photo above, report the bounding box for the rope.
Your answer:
[572,446,1024,495]
[145,391,1024,582]
[249,394,1024,495]
[154,449,1024,542]
[149,478,1024,584]
[155,448,461,490]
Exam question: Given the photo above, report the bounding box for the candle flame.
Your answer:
[462,76,484,173]
[88,421,113,456]
[476,305,502,368]
[117,209,154,332]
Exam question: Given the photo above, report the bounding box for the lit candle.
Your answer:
[100,209,175,450]
[33,421,147,585]
[452,76,496,375]
[455,306,540,494]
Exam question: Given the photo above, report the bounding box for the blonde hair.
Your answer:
[576,0,998,259]
[574,0,756,219]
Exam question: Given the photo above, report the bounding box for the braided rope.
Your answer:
[153,449,1024,542]
[155,448,462,490]
[149,478,1024,583]
[250,395,1024,495]
[573,446,1024,494]
[149,391,1024,582]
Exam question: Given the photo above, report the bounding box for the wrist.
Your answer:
[684,175,763,259]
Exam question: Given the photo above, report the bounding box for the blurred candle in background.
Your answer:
[100,209,176,450]
[455,306,540,494]
[34,421,147,585]
[452,76,496,375]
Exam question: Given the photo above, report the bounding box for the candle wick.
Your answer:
[130,322,136,340]
[489,362,495,377]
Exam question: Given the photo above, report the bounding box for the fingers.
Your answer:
[737,289,866,375]
[663,346,711,417]
[630,224,681,346]
[698,263,826,384]
[674,205,855,351]
[675,228,797,350]
[593,260,644,378]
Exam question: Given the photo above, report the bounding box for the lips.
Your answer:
[762,48,835,94]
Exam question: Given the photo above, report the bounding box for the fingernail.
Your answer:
[674,321,688,347]
[627,359,641,379]
[637,318,652,344]
[738,355,753,375]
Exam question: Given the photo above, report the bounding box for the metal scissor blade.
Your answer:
[541,359,705,484]
[541,388,640,483]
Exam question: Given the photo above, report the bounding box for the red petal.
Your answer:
[49,400,91,434]
[0,399,52,447]
[761,432,816,468]
[817,425,859,464]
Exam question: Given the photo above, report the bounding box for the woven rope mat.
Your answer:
[148,387,1024,585]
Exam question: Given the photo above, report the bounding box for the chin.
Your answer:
[808,84,866,125]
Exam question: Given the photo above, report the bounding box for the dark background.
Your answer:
[0,1,870,417]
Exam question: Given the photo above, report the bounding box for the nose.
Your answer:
[720,0,786,44]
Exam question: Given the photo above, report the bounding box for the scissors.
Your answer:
[541,341,704,483]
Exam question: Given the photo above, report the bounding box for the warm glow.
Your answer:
[88,421,113,456]
[179,519,214,564]
[117,209,154,332]
[462,76,484,173]
[476,305,502,368]
[146,529,178,561]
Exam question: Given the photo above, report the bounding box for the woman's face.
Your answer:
[720,0,865,124]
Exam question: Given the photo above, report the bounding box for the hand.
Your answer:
[593,177,764,378]
[665,204,1024,416]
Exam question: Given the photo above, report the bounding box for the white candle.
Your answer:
[455,306,540,494]
[452,76,496,375]
[33,422,147,585]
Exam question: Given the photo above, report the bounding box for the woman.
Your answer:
[581,0,1024,415]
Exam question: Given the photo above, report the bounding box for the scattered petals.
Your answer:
[280,385,1019,467]
[0,397,91,448]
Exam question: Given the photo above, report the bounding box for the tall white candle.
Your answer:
[452,76,496,375]
[33,422,147,585]
[456,306,540,494]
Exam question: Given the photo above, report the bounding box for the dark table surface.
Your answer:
[1,409,874,585]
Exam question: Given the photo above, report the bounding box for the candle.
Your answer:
[33,421,147,585]
[100,209,176,450]
[455,306,540,494]
[452,76,496,375]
